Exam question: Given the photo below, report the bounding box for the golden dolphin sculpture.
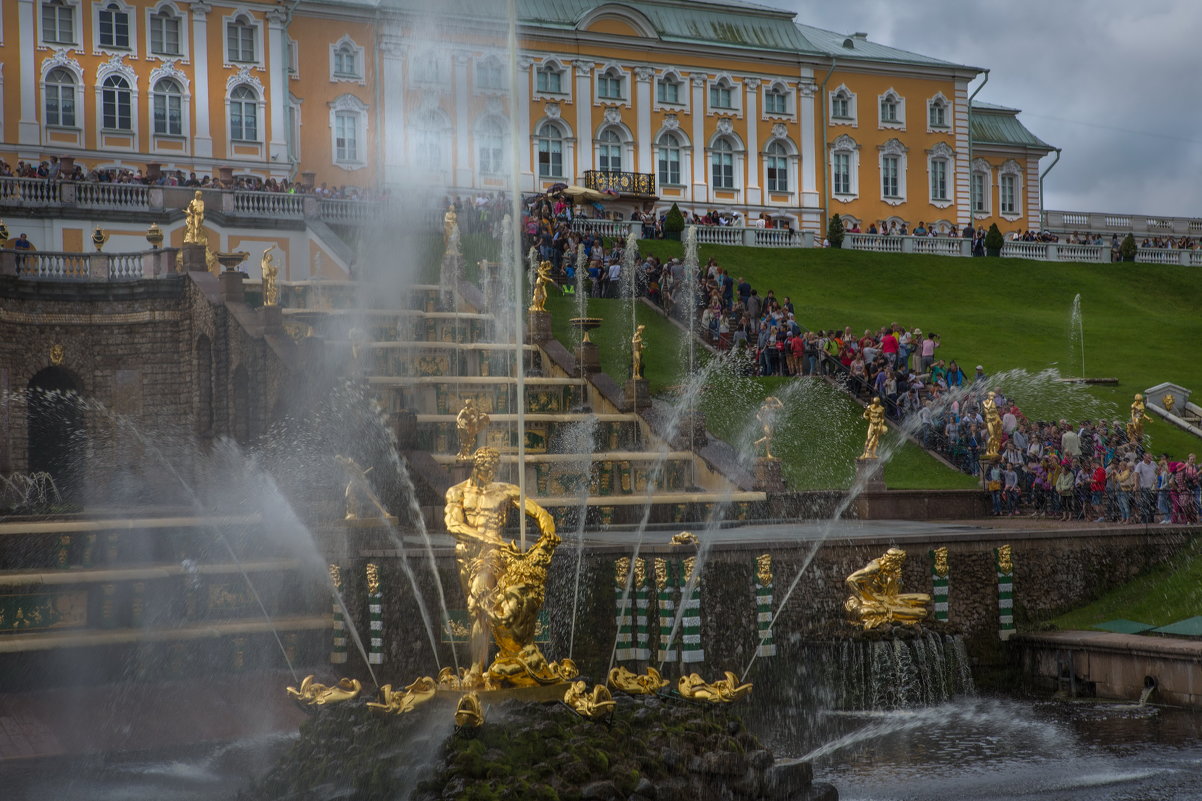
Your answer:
[564,681,617,721]
[607,665,669,695]
[677,671,753,703]
[286,675,362,706]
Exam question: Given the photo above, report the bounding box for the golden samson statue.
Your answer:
[444,447,569,688]
[844,547,930,630]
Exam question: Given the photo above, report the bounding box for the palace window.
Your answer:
[657,132,681,186]
[226,15,256,63]
[928,97,948,129]
[830,134,860,199]
[229,84,259,141]
[334,111,358,162]
[42,0,76,45]
[881,155,899,198]
[152,77,183,136]
[536,63,563,94]
[597,128,622,172]
[597,68,624,101]
[1000,174,1017,215]
[536,121,564,178]
[477,118,505,175]
[149,7,181,55]
[99,2,130,49]
[831,88,852,120]
[332,42,360,79]
[657,75,680,105]
[764,86,787,115]
[765,141,788,192]
[832,152,851,195]
[971,162,992,214]
[45,67,77,127]
[930,158,948,202]
[711,137,734,190]
[880,93,899,124]
[101,74,132,130]
[709,79,733,110]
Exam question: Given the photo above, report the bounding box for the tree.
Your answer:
[663,203,685,241]
[1119,233,1137,261]
[827,213,845,249]
[984,223,1004,256]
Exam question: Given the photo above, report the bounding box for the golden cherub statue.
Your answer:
[677,671,753,703]
[607,665,669,695]
[1127,393,1152,443]
[286,675,362,706]
[982,391,1002,460]
[860,397,888,460]
[529,260,556,312]
[443,204,458,245]
[455,398,491,461]
[844,547,931,630]
[670,531,698,547]
[631,324,646,379]
[564,681,617,721]
[261,244,279,307]
[754,396,784,459]
[444,447,563,688]
[1162,393,1175,413]
[184,190,205,244]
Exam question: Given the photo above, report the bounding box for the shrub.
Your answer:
[827,213,846,248]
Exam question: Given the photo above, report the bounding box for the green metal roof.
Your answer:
[970,102,1053,151]
[794,23,979,71]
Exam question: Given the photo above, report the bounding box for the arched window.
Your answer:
[149,6,181,55]
[928,97,948,129]
[45,67,77,127]
[333,43,359,78]
[98,2,130,49]
[229,84,258,141]
[477,118,505,175]
[536,121,564,178]
[598,68,624,101]
[711,137,734,189]
[710,78,733,110]
[830,134,859,199]
[536,62,563,94]
[657,74,681,105]
[414,110,448,171]
[101,74,132,130]
[765,141,788,192]
[831,89,851,119]
[152,77,183,135]
[657,132,681,186]
[597,128,622,172]
[226,14,255,62]
[880,92,900,124]
[765,85,788,115]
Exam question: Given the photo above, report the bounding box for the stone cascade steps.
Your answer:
[412,413,646,457]
[432,450,700,498]
[372,375,587,419]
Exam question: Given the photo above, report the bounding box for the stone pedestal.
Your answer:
[855,457,886,491]
[390,409,417,449]
[181,242,208,272]
[621,378,650,412]
[527,309,552,344]
[219,270,247,303]
[577,341,601,374]
[753,457,785,492]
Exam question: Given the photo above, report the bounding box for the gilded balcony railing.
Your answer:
[583,170,655,196]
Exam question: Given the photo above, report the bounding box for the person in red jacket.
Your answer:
[1090,460,1109,522]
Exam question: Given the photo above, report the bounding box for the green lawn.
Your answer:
[1048,538,1202,630]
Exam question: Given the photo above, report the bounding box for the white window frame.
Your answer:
[223,11,263,68]
[329,93,368,169]
[708,131,744,194]
[534,59,566,100]
[409,48,445,86]
[926,142,954,208]
[595,66,626,103]
[95,0,135,54]
[149,61,191,151]
[535,119,568,179]
[655,72,683,108]
[329,35,364,83]
[763,139,793,194]
[926,92,950,132]
[476,116,507,176]
[999,159,1023,221]
[877,138,907,204]
[151,76,184,136]
[877,88,905,130]
[656,130,684,187]
[971,158,992,217]
[706,75,741,116]
[40,0,81,47]
[95,59,138,135]
[475,56,506,93]
[763,81,792,119]
[829,133,860,202]
[829,83,857,126]
[145,2,187,60]
[43,65,80,128]
[226,76,265,147]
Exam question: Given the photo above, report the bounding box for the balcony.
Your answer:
[583,170,655,197]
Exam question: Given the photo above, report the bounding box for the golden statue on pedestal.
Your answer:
[754,396,784,459]
[444,447,569,688]
[443,205,458,245]
[983,391,1002,460]
[455,398,491,461]
[677,671,753,703]
[844,547,930,630]
[184,190,205,244]
[1127,393,1151,443]
[860,397,887,460]
[631,324,646,379]
[529,260,556,312]
[261,245,279,307]
[1163,393,1176,413]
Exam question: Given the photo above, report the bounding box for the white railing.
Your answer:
[693,226,743,246]
[1190,251,1202,266]
[108,253,143,279]
[847,233,905,253]
[0,176,60,205]
[911,237,967,257]
[319,198,380,224]
[233,190,304,218]
[1134,248,1202,266]
[1053,243,1109,263]
[751,228,803,248]
[569,219,637,240]
[75,182,149,209]
[16,251,89,280]
[1046,209,1202,237]
[1001,241,1048,260]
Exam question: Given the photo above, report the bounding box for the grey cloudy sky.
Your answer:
[767,0,1202,219]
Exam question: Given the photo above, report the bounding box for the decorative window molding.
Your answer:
[655,127,687,187]
[926,92,950,132]
[829,133,860,202]
[762,80,792,119]
[926,141,954,208]
[595,64,627,105]
[94,0,136,56]
[146,2,187,60]
[475,114,508,176]
[763,136,796,194]
[878,88,905,130]
[707,74,740,116]
[998,159,1023,220]
[475,55,506,93]
[40,0,82,48]
[42,54,82,129]
[330,35,364,84]
[412,106,451,175]
[877,138,907,204]
[329,93,368,170]
[971,157,993,217]
[535,118,571,179]
[223,9,263,68]
[533,58,567,100]
[226,69,265,148]
[707,128,744,193]
[829,83,856,126]
[95,53,137,133]
[655,70,685,111]
[409,47,445,86]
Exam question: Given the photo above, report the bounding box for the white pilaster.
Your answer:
[573,60,593,181]
[17,0,39,147]
[191,1,213,158]
[799,78,818,207]
[265,7,289,166]
[517,57,533,190]
[380,38,406,186]
[954,78,970,226]
[744,78,760,205]
[635,66,653,174]
[453,52,471,188]
[690,72,707,204]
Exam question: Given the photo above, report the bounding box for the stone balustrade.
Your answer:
[1045,209,1202,238]
[0,248,178,281]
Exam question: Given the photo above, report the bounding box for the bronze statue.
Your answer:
[455,398,491,460]
[631,324,646,379]
[844,547,930,630]
[184,190,205,244]
[860,397,887,460]
[754,396,784,459]
[983,391,1002,460]
[261,245,279,307]
[444,447,565,688]
[1163,393,1176,413]
[529,260,556,312]
[1127,393,1151,443]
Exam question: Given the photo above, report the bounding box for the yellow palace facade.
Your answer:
[0,0,1054,234]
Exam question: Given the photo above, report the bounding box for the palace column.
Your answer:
[798,77,819,209]
[453,51,472,188]
[191,0,213,158]
[690,72,707,204]
[635,66,653,175]
[380,37,406,186]
[573,60,594,182]
[17,0,39,148]
[744,78,761,206]
[265,7,289,167]
[516,58,533,191]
